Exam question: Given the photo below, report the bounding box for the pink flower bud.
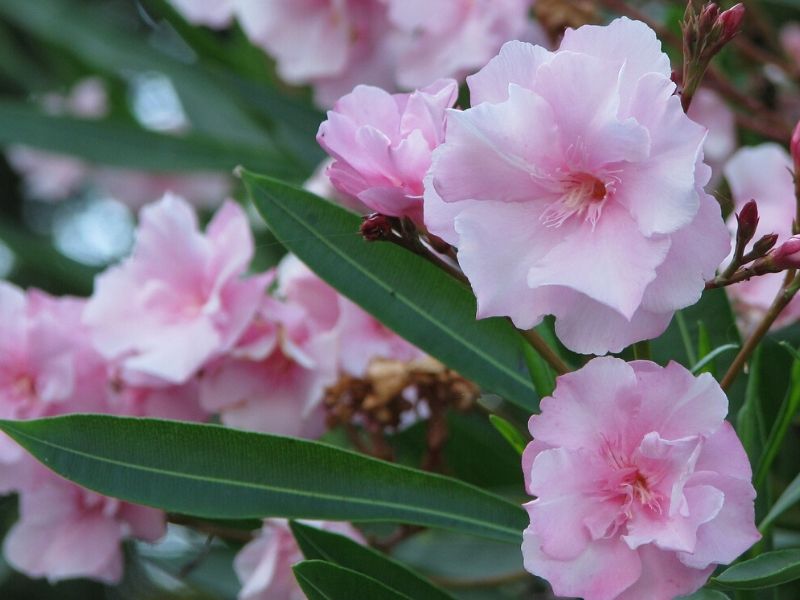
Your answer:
[699,3,721,35]
[752,232,779,257]
[360,213,394,241]
[771,235,800,269]
[736,199,759,245]
[791,120,800,174]
[719,3,745,43]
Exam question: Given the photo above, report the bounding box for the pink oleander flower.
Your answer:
[318,79,458,222]
[8,77,108,202]
[723,144,800,331]
[425,17,730,354]
[235,0,395,107]
[781,23,800,67]
[199,292,337,438]
[687,88,736,186]
[166,0,236,28]
[276,254,424,376]
[386,0,539,90]
[522,357,760,600]
[0,284,107,463]
[304,159,369,214]
[92,169,232,211]
[84,194,268,385]
[235,519,364,600]
[3,457,164,585]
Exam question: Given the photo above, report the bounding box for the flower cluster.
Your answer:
[317,17,732,355]
[0,193,420,589]
[168,0,543,106]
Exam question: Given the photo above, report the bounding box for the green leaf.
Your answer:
[714,549,800,589]
[290,521,455,600]
[0,415,526,544]
[736,347,766,467]
[760,470,800,532]
[243,171,539,411]
[755,358,800,488]
[521,342,555,397]
[0,100,302,178]
[488,415,526,456]
[294,560,409,600]
[677,590,730,599]
[691,344,739,374]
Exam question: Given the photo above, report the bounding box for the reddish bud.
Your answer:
[771,235,800,269]
[752,233,779,257]
[699,3,721,34]
[360,213,393,241]
[791,120,800,174]
[736,199,759,245]
[718,3,745,43]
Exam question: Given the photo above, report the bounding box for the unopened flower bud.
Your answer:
[791,120,800,175]
[771,235,800,269]
[736,199,759,246]
[718,3,745,44]
[699,3,721,36]
[360,213,394,241]
[752,233,779,257]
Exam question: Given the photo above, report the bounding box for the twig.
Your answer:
[520,328,570,375]
[720,272,800,390]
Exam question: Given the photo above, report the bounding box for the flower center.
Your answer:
[540,172,610,228]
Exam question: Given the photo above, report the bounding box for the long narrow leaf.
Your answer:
[294,561,409,600]
[0,415,526,544]
[290,521,455,600]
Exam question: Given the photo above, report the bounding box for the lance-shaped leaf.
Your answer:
[243,171,539,411]
[714,549,800,589]
[294,561,409,600]
[0,415,525,544]
[290,521,455,600]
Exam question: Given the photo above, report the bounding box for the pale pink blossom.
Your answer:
[8,77,108,202]
[276,254,424,377]
[425,18,730,354]
[199,293,337,438]
[84,194,268,385]
[166,0,236,28]
[687,88,736,186]
[386,0,538,89]
[3,458,164,585]
[304,159,369,214]
[0,284,107,463]
[235,519,363,600]
[723,144,800,330]
[235,0,395,107]
[522,357,760,600]
[318,79,458,222]
[93,169,232,211]
[781,23,800,67]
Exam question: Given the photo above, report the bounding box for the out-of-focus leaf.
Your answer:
[736,347,766,466]
[0,0,270,147]
[0,415,526,543]
[714,549,800,589]
[488,415,526,456]
[290,521,455,600]
[755,358,800,487]
[243,171,539,411]
[691,344,739,374]
[761,470,800,532]
[392,529,524,585]
[521,342,555,398]
[293,561,408,600]
[0,101,302,177]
